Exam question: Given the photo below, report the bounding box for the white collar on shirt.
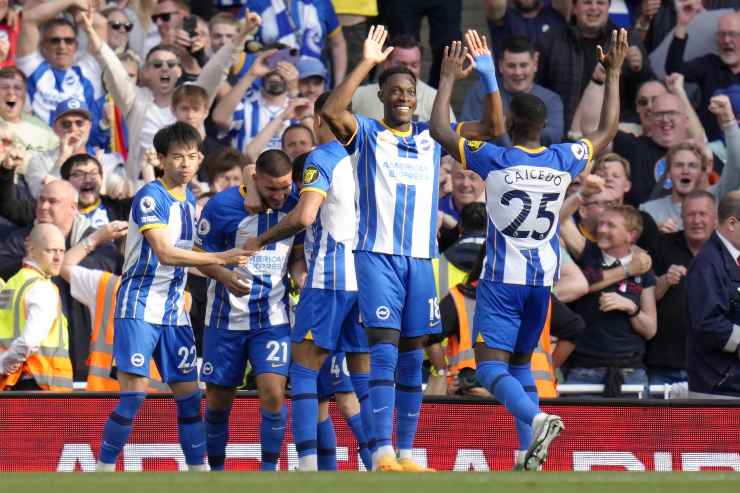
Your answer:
[717,231,740,264]
[602,250,633,267]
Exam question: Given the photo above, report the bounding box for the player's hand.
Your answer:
[663,264,687,286]
[580,174,605,198]
[598,292,636,313]
[626,45,643,72]
[220,270,252,297]
[242,236,262,254]
[658,217,680,234]
[709,94,736,128]
[626,247,652,276]
[247,49,278,79]
[464,30,494,78]
[217,248,252,267]
[362,25,394,65]
[597,28,629,73]
[440,41,474,82]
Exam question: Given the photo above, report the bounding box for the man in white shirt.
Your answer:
[15,0,102,124]
[351,34,455,122]
[0,223,71,391]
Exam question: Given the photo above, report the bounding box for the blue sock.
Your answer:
[290,364,319,461]
[368,343,398,450]
[175,391,206,466]
[99,392,146,464]
[316,417,337,471]
[205,408,231,471]
[510,363,539,450]
[477,360,539,426]
[395,348,424,452]
[260,405,287,471]
[345,412,372,471]
[350,372,374,456]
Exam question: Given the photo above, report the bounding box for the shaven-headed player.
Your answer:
[197,150,305,471]
[321,26,504,472]
[97,123,250,472]
[243,93,372,471]
[430,31,628,471]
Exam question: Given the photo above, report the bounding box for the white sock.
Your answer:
[298,455,318,471]
[187,463,210,472]
[95,461,115,472]
[514,450,526,464]
[398,449,413,460]
[372,445,396,463]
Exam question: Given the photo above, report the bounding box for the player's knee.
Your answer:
[259,384,285,412]
[347,352,370,374]
[365,327,400,347]
[205,384,236,411]
[399,335,428,352]
[334,392,359,418]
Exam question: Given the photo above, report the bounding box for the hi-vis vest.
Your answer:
[433,255,469,300]
[88,272,169,392]
[446,284,558,398]
[0,267,73,391]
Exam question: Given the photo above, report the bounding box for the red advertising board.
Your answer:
[1,395,738,472]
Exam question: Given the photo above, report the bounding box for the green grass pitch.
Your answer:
[3,472,739,493]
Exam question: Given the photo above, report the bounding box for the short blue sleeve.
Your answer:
[132,187,170,231]
[301,148,332,196]
[345,114,375,155]
[551,138,594,178]
[459,138,504,180]
[196,198,225,252]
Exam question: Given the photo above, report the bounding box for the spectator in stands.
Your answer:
[333,0,377,72]
[485,0,567,56]
[103,6,134,55]
[0,67,58,172]
[0,223,72,391]
[351,35,456,122]
[686,190,740,399]
[145,0,188,57]
[640,143,706,232]
[203,148,245,194]
[665,11,740,140]
[244,0,348,85]
[82,9,256,184]
[381,0,461,88]
[561,205,657,395]
[281,123,316,162]
[648,190,717,386]
[297,56,328,106]
[16,0,102,124]
[438,158,485,252]
[212,48,301,156]
[461,36,564,145]
[535,0,652,128]
[208,13,237,56]
[25,98,92,199]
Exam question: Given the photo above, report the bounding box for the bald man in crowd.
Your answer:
[0,224,73,391]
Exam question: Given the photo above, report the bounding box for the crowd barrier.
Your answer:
[1,393,738,472]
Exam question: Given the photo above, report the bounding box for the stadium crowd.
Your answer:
[0,0,738,422]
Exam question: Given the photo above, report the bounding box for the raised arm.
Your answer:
[430,42,476,162]
[457,30,505,140]
[17,0,88,58]
[584,29,628,164]
[244,98,310,162]
[60,221,128,282]
[322,25,394,144]
[666,73,707,142]
[211,49,274,130]
[569,64,606,138]
[328,29,348,86]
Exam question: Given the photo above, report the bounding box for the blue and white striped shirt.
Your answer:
[301,140,357,291]
[116,180,195,325]
[196,185,302,331]
[460,138,593,287]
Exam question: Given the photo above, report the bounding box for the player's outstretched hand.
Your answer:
[463,29,497,93]
[222,271,251,297]
[362,25,394,65]
[218,248,252,267]
[597,28,628,72]
[440,41,474,82]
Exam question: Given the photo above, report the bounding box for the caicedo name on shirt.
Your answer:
[504,167,564,187]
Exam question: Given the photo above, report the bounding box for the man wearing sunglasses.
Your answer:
[15,0,102,124]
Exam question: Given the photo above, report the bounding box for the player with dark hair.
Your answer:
[197,148,306,472]
[96,122,250,472]
[430,30,628,471]
[320,26,504,472]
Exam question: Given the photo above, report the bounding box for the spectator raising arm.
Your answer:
[244,97,311,163]
[665,73,707,142]
[59,220,128,282]
[16,0,89,59]
[327,28,348,85]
